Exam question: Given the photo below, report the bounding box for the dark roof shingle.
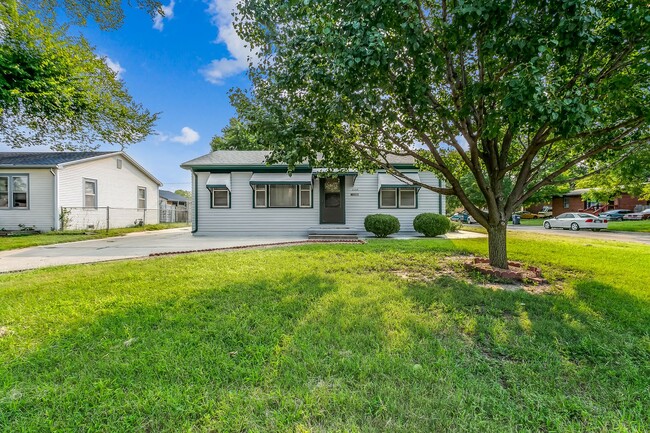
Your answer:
[0,151,117,167]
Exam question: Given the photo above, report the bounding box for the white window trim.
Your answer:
[137,186,147,210]
[299,184,312,208]
[0,174,29,210]
[252,183,313,209]
[254,184,267,208]
[211,188,230,208]
[83,178,98,209]
[398,188,417,209]
[379,188,398,209]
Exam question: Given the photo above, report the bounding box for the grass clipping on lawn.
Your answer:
[0,234,648,432]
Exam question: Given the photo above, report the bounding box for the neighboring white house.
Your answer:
[0,152,161,232]
[180,150,445,236]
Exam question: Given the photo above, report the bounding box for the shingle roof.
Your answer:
[180,150,415,168]
[160,190,189,202]
[0,151,118,167]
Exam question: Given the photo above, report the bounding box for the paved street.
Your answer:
[507,224,650,245]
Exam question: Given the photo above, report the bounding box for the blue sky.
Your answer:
[6,0,251,191]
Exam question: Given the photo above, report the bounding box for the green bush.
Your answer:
[364,214,400,238]
[413,213,451,237]
[449,221,463,232]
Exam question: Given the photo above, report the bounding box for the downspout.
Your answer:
[191,171,198,233]
[50,168,59,230]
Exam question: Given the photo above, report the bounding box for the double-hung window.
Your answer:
[0,175,29,209]
[379,187,417,209]
[84,179,97,208]
[254,185,267,208]
[380,188,397,208]
[211,188,229,208]
[137,187,147,209]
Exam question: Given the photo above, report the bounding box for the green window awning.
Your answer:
[206,173,231,190]
[249,172,312,185]
[377,173,421,191]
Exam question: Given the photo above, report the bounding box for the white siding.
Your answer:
[194,171,320,234]
[346,171,444,232]
[57,155,160,230]
[193,170,445,235]
[0,169,55,232]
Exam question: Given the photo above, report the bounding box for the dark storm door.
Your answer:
[320,176,345,224]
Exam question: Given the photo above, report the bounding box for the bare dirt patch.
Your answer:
[393,255,557,294]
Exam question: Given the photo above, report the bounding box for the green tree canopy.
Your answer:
[232,0,650,267]
[210,117,266,151]
[0,0,159,150]
[577,147,650,202]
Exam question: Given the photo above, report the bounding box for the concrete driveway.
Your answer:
[507,224,650,245]
[0,228,486,273]
[0,228,306,273]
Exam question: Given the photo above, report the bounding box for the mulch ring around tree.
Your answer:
[464,257,547,284]
[391,255,554,295]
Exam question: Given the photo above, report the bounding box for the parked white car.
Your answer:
[543,212,608,231]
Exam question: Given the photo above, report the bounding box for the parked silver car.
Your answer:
[543,212,608,231]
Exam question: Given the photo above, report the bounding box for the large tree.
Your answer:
[0,0,160,149]
[210,117,265,151]
[232,0,650,268]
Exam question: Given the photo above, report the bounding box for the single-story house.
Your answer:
[0,151,161,232]
[180,150,445,236]
[552,189,649,216]
[159,190,190,223]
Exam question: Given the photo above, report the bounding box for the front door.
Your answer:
[320,176,345,224]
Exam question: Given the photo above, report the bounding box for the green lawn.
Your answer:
[1,234,649,432]
[0,223,189,251]
[608,220,650,232]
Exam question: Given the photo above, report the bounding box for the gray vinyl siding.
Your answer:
[0,168,55,232]
[346,171,443,232]
[194,170,445,235]
[195,171,320,234]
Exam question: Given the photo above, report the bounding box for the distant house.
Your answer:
[159,190,190,223]
[552,189,649,216]
[180,150,445,236]
[0,152,161,232]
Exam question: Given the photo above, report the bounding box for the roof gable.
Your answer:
[0,151,162,186]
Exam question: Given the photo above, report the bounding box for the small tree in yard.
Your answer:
[231,0,650,268]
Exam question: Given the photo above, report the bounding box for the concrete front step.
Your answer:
[308,234,359,240]
[307,226,359,236]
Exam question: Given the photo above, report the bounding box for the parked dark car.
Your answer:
[450,212,476,224]
[599,209,633,221]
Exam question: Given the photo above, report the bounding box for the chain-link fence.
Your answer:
[61,207,159,231]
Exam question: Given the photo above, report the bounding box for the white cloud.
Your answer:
[201,0,258,84]
[153,0,175,31]
[171,127,200,145]
[104,56,125,79]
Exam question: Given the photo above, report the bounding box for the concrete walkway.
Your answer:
[0,228,306,273]
[0,228,485,273]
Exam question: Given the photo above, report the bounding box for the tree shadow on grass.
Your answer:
[404,275,650,431]
[0,274,337,432]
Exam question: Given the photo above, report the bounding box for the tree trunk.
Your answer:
[487,222,508,269]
